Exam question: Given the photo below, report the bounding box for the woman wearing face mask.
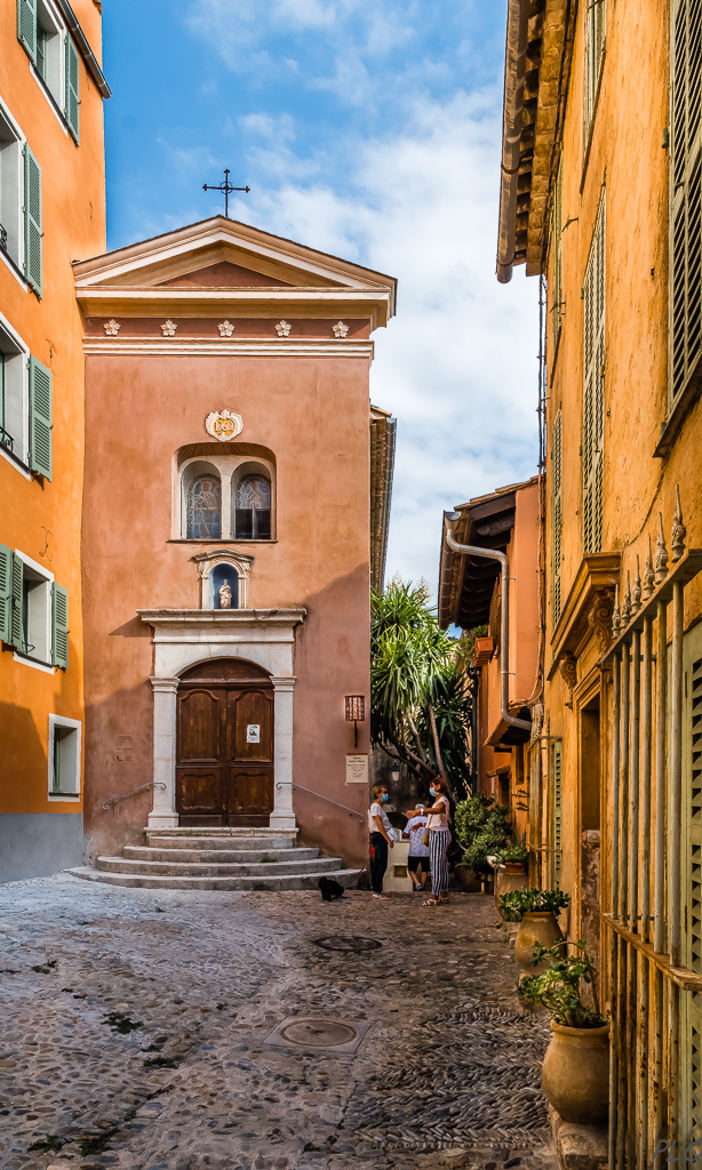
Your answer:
[408,777,451,906]
[368,784,393,900]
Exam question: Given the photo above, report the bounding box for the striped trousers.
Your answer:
[429,829,450,897]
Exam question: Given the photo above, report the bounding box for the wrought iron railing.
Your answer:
[102,782,166,811]
[277,781,365,821]
[0,223,7,254]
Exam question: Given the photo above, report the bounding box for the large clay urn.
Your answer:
[514,910,564,973]
[495,862,529,909]
[542,1020,610,1123]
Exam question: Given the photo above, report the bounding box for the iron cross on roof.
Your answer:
[202,169,250,218]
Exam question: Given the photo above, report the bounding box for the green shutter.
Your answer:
[583,191,605,554]
[17,0,37,63]
[552,409,563,626]
[552,163,563,349]
[29,355,52,479]
[23,144,42,296]
[670,0,702,406]
[0,544,12,644]
[552,740,563,888]
[52,583,68,669]
[65,36,80,143]
[11,553,23,650]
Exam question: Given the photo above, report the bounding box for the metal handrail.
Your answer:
[102,782,166,811]
[277,781,365,821]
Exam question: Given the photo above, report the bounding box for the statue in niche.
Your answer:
[219,578,233,610]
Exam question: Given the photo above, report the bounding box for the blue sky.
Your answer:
[102,0,538,595]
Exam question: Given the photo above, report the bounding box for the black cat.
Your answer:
[318,876,345,901]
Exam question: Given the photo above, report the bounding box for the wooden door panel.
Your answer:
[176,767,224,822]
[227,769,274,822]
[178,688,222,762]
[230,689,273,761]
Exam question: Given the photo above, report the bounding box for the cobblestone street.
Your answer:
[0,877,558,1170]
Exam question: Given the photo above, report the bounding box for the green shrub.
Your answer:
[453,793,510,876]
[495,838,529,865]
[517,939,606,1028]
[499,887,570,922]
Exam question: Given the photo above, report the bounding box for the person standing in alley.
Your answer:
[368,784,394,900]
[407,777,451,906]
[404,809,431,892]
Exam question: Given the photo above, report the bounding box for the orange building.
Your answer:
[71,217,395,875]
[438,477,540,843]
[0,1,108,880]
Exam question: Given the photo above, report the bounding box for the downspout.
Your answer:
[444,511,531,734]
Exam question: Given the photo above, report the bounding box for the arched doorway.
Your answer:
[176,658,274,826]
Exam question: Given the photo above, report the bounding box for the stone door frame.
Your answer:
[137,609,306,832]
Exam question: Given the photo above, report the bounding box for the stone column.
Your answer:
[148,677,180,830]
[269,675,297,832]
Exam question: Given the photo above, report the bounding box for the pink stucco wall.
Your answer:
[82,349,374,866]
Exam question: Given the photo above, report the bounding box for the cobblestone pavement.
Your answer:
[0,876,559,1170]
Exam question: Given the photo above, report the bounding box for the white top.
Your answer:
[368,801,391,835]
[426,795,450,831]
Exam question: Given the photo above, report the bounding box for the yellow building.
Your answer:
[496,0,702,1158]
[0,0,108,880]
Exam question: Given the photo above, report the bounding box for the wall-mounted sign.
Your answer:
[246,724,261,744]
[205,409,243,442]
[345,754,369,785]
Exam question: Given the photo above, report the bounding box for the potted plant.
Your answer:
[493,838,529,905]
[518,939,609,1124]
[499,888,570,971]
[453,794,510,891]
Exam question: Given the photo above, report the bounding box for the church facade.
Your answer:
[75,216,396,869]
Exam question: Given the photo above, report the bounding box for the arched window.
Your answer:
[235,474,271,540]
[187,473,221,539]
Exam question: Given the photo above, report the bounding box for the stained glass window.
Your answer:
[235,475,271,539]
[187,474,222,539]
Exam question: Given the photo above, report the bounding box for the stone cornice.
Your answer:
[547,553,621,678]
[84,338,375,359]
[138,608,306,627]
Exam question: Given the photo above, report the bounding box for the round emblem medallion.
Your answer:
[205,410,243,442]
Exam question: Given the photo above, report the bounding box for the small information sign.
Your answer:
[246,724,261,744]
[345,754,369,785]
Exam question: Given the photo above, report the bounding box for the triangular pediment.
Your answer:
[156,261,295,290]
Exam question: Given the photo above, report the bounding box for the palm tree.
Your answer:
[371,579,472,797]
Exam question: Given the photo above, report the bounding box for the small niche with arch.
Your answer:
[192,549,255,610]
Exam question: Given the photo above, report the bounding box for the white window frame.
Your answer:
[32,0,69,132]
[0,310,30,470]
[48,713,82,799]
[175,452,276,542]
[0,100,26,280]
[13,549,54,673]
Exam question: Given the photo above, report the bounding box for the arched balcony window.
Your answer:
[235,474,271,540]
[186,473,222,539]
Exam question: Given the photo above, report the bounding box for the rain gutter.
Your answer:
[496,0,530,285]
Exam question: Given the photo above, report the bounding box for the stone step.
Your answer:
[145,827,298,839]
[124,845,321,864]
[145,832,297,851]
[68,866,363,892]
[95,855,342,878]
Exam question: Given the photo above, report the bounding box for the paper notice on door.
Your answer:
[345,754,369,785]
[246,724,261,743]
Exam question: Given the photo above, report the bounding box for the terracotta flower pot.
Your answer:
[542,1020,610,1124]
[495,861,529,909]
[514,910,564,973]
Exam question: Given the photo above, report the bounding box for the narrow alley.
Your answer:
[0,879,558,1170]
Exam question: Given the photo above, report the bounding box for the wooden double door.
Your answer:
[176,659,274,826]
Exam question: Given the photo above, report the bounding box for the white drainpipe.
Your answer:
[444,511,531,734]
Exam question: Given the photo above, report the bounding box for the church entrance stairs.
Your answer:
[68,827,364,891]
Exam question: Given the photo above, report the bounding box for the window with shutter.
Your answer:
[584,0,606,146]
[552,409,563,626]
[582,191,605,554]
[670,0,702,409]
[23,144,42,297]
[682,624,702,1146]
[552,163,563,349]
[51,582,68,669]
[0,544,12,644]
[64,35,79,143]
[11,552,23,650]
[552,740,563,888]
[17,0,37,63]
[29,354,51,479]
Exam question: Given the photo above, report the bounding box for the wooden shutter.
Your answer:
[11,553,23,650]
[682,625,702,1146]
[65,35,80,143]
[29,355,52,479]
[551,409,563,626]
[552,740,563,888]
[0,544,12,644]
[552,163,563,349]
[670,0,702,406]
[17,0,37,62]
[584,0,606,142]
[582,192,605,554]
[52,583,68,669]
[23,144,42,297]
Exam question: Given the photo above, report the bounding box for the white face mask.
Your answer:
[429,786,437,797]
